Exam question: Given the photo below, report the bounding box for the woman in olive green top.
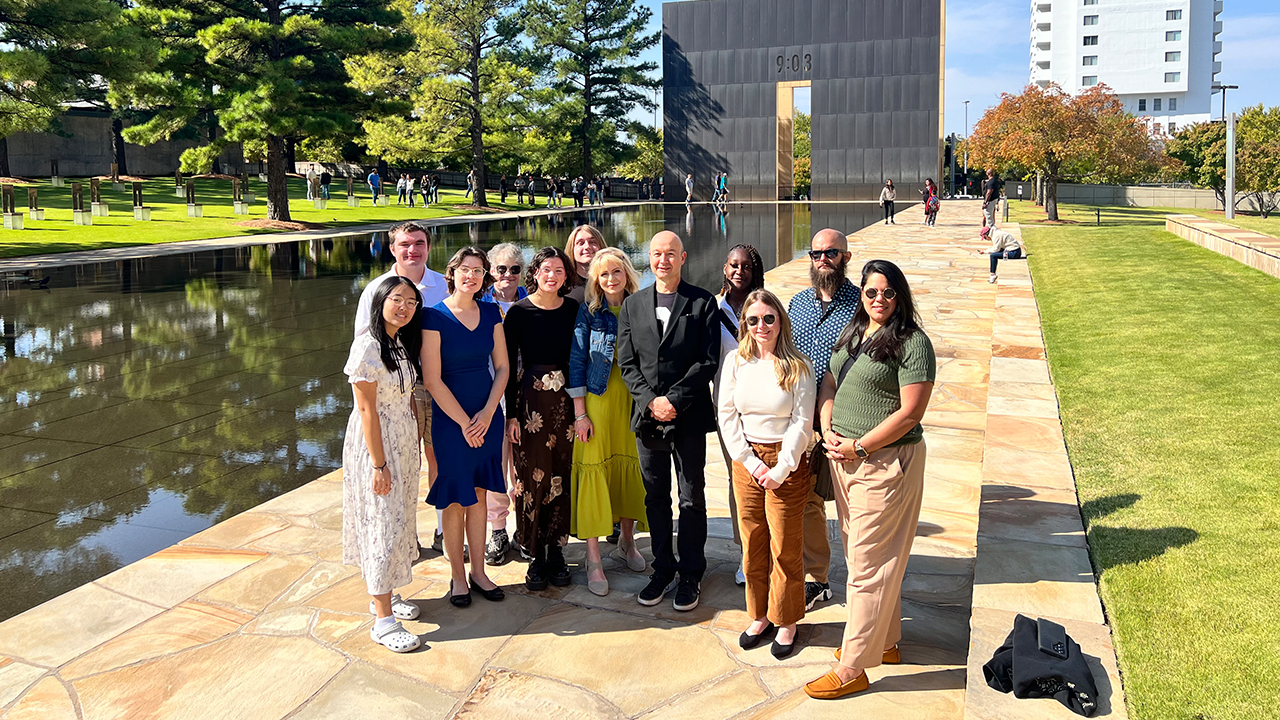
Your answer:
[804,259,936,701]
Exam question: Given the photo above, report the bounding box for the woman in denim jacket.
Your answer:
[567,248,649,596]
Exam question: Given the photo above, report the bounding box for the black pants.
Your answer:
[637,428,708,583]
[883,201,895,222]
[989,248,1023,273]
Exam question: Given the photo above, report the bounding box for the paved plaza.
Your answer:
[0,205,1125,719]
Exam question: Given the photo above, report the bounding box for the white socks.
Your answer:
[374,615,397,631]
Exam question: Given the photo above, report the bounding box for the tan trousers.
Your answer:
[832,441,926,671]
[802,487,831,584]
[716,430,742,545]
[732,442,812,626]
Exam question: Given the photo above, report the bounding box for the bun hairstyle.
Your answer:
[367,275,423,389]
[833,259,922,363]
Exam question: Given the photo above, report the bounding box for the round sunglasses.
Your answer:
[495,264,522,276]
[863,287,897,300]
[745,314,777,327]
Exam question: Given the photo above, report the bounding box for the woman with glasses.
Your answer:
[564,225,609,303]
[504,247,580,591]
[717,289,816,659]
[422,248,510,608]
[567,248,649,596]
[804,259,935,700]
[479,243,528,565]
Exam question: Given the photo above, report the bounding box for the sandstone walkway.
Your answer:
[0,205,1124,719]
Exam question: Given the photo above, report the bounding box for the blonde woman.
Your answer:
[717,288,816,659]
[564,224,609,303]
[567,248,649,596]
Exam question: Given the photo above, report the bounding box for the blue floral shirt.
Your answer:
[787,279,860,388]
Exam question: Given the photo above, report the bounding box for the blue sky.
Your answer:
[633,0,1280,135]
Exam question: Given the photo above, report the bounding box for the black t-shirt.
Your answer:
[503,297,580,406]
[320,172,331,185]
[984,177,1000,202]
[656,291,677,334]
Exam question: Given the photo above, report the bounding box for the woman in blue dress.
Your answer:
[422,247,510,607]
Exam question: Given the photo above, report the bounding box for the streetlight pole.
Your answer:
[1212,84,1238,122]
[963,100,970,194]
[1226,111,1236,219]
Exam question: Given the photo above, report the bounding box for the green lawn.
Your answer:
[1010,198,1280,238]
[0,177,554,258]
[1011,201,1280,719]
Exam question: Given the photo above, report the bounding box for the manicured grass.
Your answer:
[1011,201,1280,719]
[1010,198,1280,238]
[0,177,552,258]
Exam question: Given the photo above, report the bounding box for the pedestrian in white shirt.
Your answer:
[976,225,1023,283]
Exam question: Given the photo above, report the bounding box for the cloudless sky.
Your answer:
[631,0,1280,135]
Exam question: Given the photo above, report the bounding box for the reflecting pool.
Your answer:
[0,202,881,619]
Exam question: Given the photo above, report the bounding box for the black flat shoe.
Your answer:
[739,622,775,649]
[549,563,572,587]
[525,561,549,591]
[469,576,505,601]
[771,638,796,659]
[449,581,471,608]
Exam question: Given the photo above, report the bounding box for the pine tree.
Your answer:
[523,0,658,178]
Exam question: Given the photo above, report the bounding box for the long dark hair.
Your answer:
[719,243,765,297]
[832,259,922,363]
[367,275,423,388]
[525,246,573,297]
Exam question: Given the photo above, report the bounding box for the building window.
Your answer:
[1083,56,1098,66]
[1082,76,1098,86]
[1154,98,1162,111]
[1169,122,1177,133]
[1166,9,1182,20]
[1154,123,1163,134]
[1165,72,1181,82]
[1084,0,1098,4]
[1084,35,1099,46]
[1139,99,1147,111]
[1169,97,1178,111]
[1084,15,1098,25]
[1166,51,1181,61]
[1166,30,1182,40]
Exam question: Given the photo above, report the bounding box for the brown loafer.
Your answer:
[804,669,869,699]
[833,645,900,664]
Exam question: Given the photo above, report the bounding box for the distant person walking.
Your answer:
[430,174,440,205]
[982,169,1000,228]
[406,175,416,208]
[685,174,694,206]
[465,169,476,199]
[396,175,407,205]
[878,180,896,225]
[500,175,509,203]
[515,175,526,205]
[320,169,332,199]
[367,169,381,203]
[306,164,319,201]
[977,225,1022,283]
[419,174,430,206]
[921,179,939,227]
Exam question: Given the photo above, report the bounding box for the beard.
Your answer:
[809,258,848,298]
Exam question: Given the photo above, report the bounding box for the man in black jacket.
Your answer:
[617,231,722,612]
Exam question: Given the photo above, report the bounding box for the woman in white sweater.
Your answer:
[717,288,816,659]
[878,180,896,225]
[977,225,1023,283]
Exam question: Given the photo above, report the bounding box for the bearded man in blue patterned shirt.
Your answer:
[786,227,860,611]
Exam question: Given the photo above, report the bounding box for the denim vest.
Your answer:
[567,301,620,398]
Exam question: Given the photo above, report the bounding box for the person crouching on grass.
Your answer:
[342,276,427,654]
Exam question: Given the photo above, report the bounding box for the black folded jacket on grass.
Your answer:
[982,614,1100,717]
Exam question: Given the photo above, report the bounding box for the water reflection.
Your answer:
[0,202,878,619]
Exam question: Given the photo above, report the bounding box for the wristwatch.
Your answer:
[854,442,870,459]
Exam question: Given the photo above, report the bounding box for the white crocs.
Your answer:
[369,594,420,621]
[370,620,421,653]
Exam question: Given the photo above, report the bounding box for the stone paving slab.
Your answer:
[1165,214,1280,280]
[0,205,1124,719]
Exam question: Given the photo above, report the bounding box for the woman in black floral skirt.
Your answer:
[504,246,580,590]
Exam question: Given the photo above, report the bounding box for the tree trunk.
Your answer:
[208,119,222,175]
[1035,171,1044,207]
[582,82,594,179]
[0,136,9,178]
[1044,173,1059,221]
[284,136,297,173]
[266,134,292,221]
[111,118,129,176]
[469,37,488,208]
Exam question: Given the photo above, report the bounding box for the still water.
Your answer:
[0,202,880,619]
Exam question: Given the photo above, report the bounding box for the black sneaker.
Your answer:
[485,529,510,566]
[637,574,677,606]
[804,581,832,611]
[525,560,548,591]
[605,522,621,544]
[546,546,572,587]
[672,579,701,612]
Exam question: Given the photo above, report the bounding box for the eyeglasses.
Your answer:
[455,266,487,277]
[808,248,843,261]
[495,264,522,276]
[388,297,419,308]
[863,287,897,301]
[745,314,776,327]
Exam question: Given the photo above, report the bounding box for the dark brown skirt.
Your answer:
[512,366,573,552]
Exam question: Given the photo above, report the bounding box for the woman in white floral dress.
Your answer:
[343,275,425,654]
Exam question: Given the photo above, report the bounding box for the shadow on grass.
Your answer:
[1080,492,1198,572]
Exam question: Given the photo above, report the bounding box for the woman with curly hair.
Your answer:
[504,246,581,591]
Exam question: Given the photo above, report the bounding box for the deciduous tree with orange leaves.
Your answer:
[968,83,1159,220]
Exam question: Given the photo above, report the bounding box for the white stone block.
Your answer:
[175,188,186,198]
[347,197,360,207]
[73,209,93,225]
[313,198,327,210]
[234,201,249,215]
[258,174,268,182]
[133,206,152,221]
[187,204,203,217]
[50,177,65,187]
[243,193,256,203]
[91,202,109,217]
[3,213,23,230]
[29,209,45,221]
[112,183,125,192]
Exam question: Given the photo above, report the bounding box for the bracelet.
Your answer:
[575,414,589,421]
[374,462,387,471]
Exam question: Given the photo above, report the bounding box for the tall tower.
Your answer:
[1029,0,1222,134]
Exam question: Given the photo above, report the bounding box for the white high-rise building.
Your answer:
[1030,0,1223,134]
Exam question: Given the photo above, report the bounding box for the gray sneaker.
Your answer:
[485,529,511,566]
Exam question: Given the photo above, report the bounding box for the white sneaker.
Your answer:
[988,273,998,284]
[370,594,420,621]
[735,564,746,586]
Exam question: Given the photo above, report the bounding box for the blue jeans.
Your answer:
[320,185,329,199]
[989,248,1022,273]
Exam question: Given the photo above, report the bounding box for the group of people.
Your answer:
[362,169,442,206]
[343,219,937,701]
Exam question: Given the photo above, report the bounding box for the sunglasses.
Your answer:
[808,249,842,261]
[495,264,522,276]
[863,287,898,300]
[746,314,777,327]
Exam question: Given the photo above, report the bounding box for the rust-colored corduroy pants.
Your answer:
[831,440,926,670]
[732,441,813,627]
